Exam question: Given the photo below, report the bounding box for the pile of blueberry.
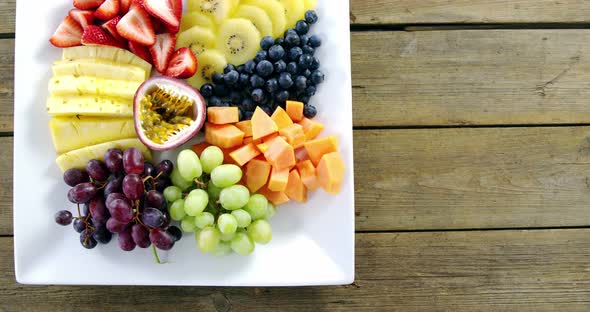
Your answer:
[199,10,324,120]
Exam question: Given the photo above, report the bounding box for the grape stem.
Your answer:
[193,178,207,190]
[152,244,164,264]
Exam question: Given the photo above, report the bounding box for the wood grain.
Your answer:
[350,0,590,25]
[0,137,12,235]
[3,230,590,311]
[0,39,14,132]
[352,30,590,127]
[0,0,14,33]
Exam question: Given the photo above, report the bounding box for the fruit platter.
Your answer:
[13,0,353,286]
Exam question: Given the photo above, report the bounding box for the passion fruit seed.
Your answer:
[140,87,194,144]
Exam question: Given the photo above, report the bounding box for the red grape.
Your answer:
[68,183,97,203]
[108,199,134,223]
[106,193,127,209]
[123,148,144,174]
[106,217,128,233]
[54,210,73,226]
[80,229,97,249]
[118,227,136,251]
[141,208,165,228]
[63,168,89,186]
[143,161,155,177]
[145,190,166,210]
[123,174,144,200]
[156,160,173,177]
[167,226,182,242]
[104,148,124,173]
[86,159,109,181]
[73,218,87,233]
[89,196,109,224]
[149,228,174,250]
[104,176,123,197]
[131,224,151,248]
[92,225,113,244]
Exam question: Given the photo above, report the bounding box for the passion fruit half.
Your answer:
[133,76,206,151]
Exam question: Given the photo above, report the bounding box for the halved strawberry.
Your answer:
[165,48,197,79]
[73,0,105,10]
[101,16,123,41]
[116,3,155,46]
[143,0,180,34]
[95,0,120,20]
[119,0,132,14]
[81,25,125,48]
[151,17,166,34]
[128,40,152,64]
[49,16,83,48]
[149,33,176,73]
[68,9,95,30]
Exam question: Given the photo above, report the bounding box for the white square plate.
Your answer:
[13,0,354,286]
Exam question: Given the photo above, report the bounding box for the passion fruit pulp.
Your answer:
[133,77,206,151]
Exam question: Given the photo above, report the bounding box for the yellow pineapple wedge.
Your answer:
[62,46,152,76]
[47,95,133,117]
[52,59,147,82]
[56,138,151,172]
[48,75,141,100]
[49,117,137,154]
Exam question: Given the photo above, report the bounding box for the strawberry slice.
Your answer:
[101,16,123,41]
[95,0,120,20]
[73,0,105,10]
[81,25,125,48]
[143,0,180,35]
[68,9,95,30]
[166,0,182,34]
[149,33,176,73]
[128,40,152,64]
[165,48,198,79]
[49,16,83,48]
[116,3,155,46]
[119,0,132,14]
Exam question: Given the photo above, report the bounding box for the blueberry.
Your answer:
[200,84,214,97]
[300,34,309,46]
[237,65,245,73]
[302,45,314,55]
[224,70,239,85]
[256,60,274,77]
[241,98,255,111]
[305,10,318,24]
[288,47,303,61]
[243,110,254,120]
[250,74,265,88]
[239,73,250,87]
[285,33,301,47]
[275,38,284,46]
[208,96,222,107]
[310,56,320,70]
[286,62,298,75]
[295,75,307,91]
[305,85,317,96]
[229,91,242,104]
[295,20,309,35]
[274,60,287,73]
[261,105,272,115]
[309,35,321,48]
[244,60,256,74]
[214,84,229,96]
[278,72,293,89]
[219,102,230,107]
[260,36,275,50]
[298,54,313,69]
[311,70,324,85]
[303,69,311,78]
[255,50,268,63]
[303,104,317,118]
[265,78,279,94]
[212,73,224,84]
[299,95,311,104]
[268,45,285,61]
[251,88,266,103]
[285,28,298,37]
[223,64,236,74]
[276,90,290,102]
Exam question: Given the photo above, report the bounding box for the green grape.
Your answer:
[210,164,242,188]
[219,185,250,210]
[184,189,209,216]
[265,202,276,219]
[220,231,236,242]
[169,198,186,221]
[244,194,268,220]
[196,226,220,253]
[194,211,215,229]
[170,165,194,190]
[249,219,272,244]
[163,185,183,202]
[217,213,238,235]
[231,209,252,228]
[207,182,223,201]
[181,216,197,232]
[230,232,255,256]
[213,241,232,256]
[177,149,203,181]
[200,146,224,174]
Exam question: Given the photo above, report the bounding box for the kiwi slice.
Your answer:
[180,12,216,32]
[234,5,274,38]
[176,26,217,58]
[242,0,287,38]
[187,0,236,25]
[303,0,317,11]
[186,49,227,89]
[217,18,261,66]
[277,0,304,29]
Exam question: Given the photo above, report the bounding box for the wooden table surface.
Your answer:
[3,0,590,310]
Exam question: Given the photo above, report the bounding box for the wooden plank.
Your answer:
[0,0,14,33]
[0,39,13,132]
[0,137,11,235]
[350,0,590,25]
[352,30,590,126]
[3,230,590,310]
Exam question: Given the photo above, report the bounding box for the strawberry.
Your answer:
[116,3,155,46]
[143,0,180,34]
[49,16,83,48]
[165,48,197,79]
[94,0,120,20]
[151,17,166,34]
[128,40,152,64]
[101,16,123,41]
[119,0,132,14]
[149,33,176,73]
[68,9,95,30]
[73,0,105,10]
[81,25,125,48]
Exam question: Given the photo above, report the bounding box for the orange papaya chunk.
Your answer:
[229,143,261,166]
[256,134,281,153]
[245,159,271,192]
[264,137,296,170]
[279,123,306,148]
[317,152,345,194]
[303,135,339,165]
[271,107,294,130]
[296,160,319,190]
[295,147,310,162]
[191,142,211,157]
[204,123,245,149]
[298,117,324,140]
[285,169,307,202]
[268,166,289,191]
[207,107,239,124]
[243,137,253,144]
[286,100,304,122]
[258,186,290,206]
[251,107,278,140]
[235,120,253,137]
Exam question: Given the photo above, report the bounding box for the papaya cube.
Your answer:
[286,100,304,122]
[207,107,239,124]
[264,137,296,170]
[268,166,289,191]
[229,143,261,166]
[271,107,294,130]
[285,169,307,202]
[295,147,310,162]
[221,147,240,165]
[303,135,339,165]
[245,159,271,192]
[256,135,280,153]
[296,160,319,190]
[235,120,253,137]
[251,107,278,139]
[243,137,253,144]
[317,152,345,194]
[258,186,290,206]
[205,123,245,149]
[191,142,211,157]
[279,123,306,148]
[298,117,324,140]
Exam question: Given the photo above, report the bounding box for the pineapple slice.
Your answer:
[49,117,137,154]
[56,138,151,172]
[52,59,147,82]
[49,75,141,100]
[47,95,133,117]
[62,46,152,76]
